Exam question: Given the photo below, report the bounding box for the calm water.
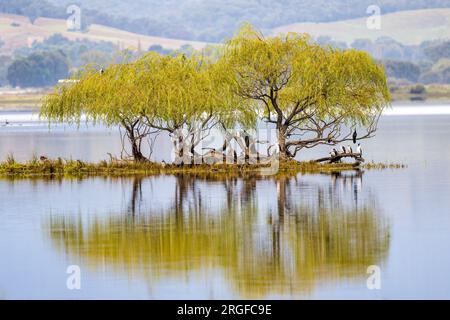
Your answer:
[1,102,450,299]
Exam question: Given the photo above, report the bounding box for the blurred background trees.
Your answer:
[7,51,69,87]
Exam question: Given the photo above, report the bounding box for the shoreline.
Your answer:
[1,84,450,111]
[0,158,406,179]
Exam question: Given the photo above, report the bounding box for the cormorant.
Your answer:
[333,148,338,157]
[357,143,362,156]
[348,145,353,154]
[352,130,357,144]
[341,145,346,154]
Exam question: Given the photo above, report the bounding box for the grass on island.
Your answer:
[0,154,406,179]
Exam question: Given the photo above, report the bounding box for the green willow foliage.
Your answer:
[222,25,390,158]
[41,25,391,162]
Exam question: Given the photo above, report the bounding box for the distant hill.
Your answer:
[273,8,450,45]
[0,13,207,55]
[8,0,450,42]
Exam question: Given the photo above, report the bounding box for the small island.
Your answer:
[0,25,400,179]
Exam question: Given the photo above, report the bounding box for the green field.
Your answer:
[0,13,207,56]
[273,8,450,45]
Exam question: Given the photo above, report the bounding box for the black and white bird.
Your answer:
[99,68,104,75]
[341,145,346,154]
[333,148,338,156]
[357,143,362,156]
[352,130,357,144]
[330,148,340,157]
[347,145,353,154]
[161,160,167,168]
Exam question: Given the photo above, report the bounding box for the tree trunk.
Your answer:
[177,135,184,166]
[128,128,146,162]
[313,153,365,163]
[222,139,227,164]
[244,134,250,164]
[277,127,288,160]
[190,136,195,165]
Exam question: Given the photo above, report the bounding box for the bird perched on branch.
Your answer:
[330,148,338,157]
[347,145,353,153]
[352,130,357,144]
[341,145,346,154]
[357,143,362,156]
[333,148,338,156]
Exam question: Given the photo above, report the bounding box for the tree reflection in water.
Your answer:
[46,171,390,298]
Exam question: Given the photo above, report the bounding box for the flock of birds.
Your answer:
[329,143,362,157]
[329,130,363,158]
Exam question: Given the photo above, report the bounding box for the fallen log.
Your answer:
[313,153,365,164]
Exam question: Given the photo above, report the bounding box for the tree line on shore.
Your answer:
[40,25,391,163]
[2,0,449,42]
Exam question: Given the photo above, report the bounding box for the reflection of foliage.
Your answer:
[45,175,390,298]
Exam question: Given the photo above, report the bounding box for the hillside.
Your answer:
[10,0,450,42]
[273,8,450,45]
[0,13,207,55]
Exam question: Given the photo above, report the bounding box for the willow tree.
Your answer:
[209,54,259,163]
[133,53,222,164]
[41,52,219,163]
[222,25,391,159]
[41,55,157,161]
[136,51,258,164]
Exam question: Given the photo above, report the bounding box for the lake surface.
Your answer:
[1,102,450,299]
